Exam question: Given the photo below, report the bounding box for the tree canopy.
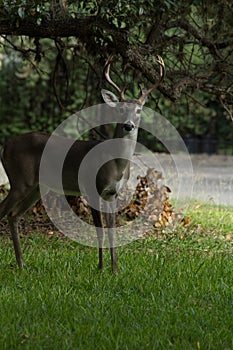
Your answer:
[0,1,232,146]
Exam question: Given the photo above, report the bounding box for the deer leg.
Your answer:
[5,186,41,267]
[0,189,23,221]
[8,215,24,267]
[105,200,118,273]
[90,207,105,270]
[0,188,29,267]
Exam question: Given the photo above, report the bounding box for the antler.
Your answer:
[104,56,128,101]
[137,55,165,104]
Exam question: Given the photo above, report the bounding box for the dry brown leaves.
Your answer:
[119,168,186,231]
[0,168,187,236]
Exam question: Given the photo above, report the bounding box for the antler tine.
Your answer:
[104,56,127,101]
[138,55,165,104]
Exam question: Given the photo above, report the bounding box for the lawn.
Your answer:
[0,202,232,350]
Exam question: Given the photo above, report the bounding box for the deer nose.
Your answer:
[123,121,135,132]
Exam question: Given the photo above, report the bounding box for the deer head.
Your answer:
[101,55,165,133]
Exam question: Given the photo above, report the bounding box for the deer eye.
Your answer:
[136,108,141,115]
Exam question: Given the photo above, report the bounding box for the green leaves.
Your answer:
[17,6,25,19]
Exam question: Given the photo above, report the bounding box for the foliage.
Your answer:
[0,0,232,146]
[0,37,102,141]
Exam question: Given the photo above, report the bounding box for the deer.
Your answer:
[0,56,165,272]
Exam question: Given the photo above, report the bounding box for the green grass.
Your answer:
[0,202,233,350]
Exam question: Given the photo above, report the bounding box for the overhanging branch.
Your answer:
[0,15,232,105]
[0,17,96,38]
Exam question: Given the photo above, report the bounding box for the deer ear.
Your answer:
[101,89,119,107]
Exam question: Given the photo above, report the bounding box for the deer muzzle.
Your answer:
[123,121,135,132]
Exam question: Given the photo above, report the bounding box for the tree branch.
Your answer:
[0,14,232,104]
[0,17,96,38]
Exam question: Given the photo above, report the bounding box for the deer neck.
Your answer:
[113,123,138,169]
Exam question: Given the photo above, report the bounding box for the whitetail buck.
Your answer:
[0,56,164,271]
